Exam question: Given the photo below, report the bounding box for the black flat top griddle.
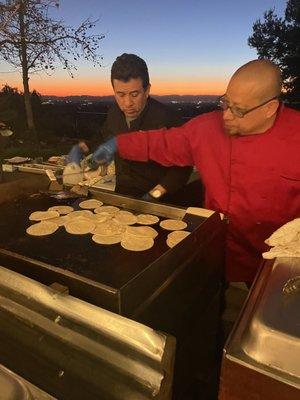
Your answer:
[0,193,199,290]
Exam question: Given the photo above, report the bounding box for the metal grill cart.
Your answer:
[0,170,225,398]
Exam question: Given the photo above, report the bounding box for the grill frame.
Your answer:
[0,171,226,397]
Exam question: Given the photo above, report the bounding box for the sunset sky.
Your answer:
[0,0,286,96]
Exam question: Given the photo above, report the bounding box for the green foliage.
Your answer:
[248,0,300,101]
[0,84,41,140]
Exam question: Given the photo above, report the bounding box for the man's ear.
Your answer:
[145,84,151,97]
[266,99,279,118]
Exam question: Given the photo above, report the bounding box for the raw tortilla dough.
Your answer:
[48,205,74,215]
[79,199,103,209]
[29,210,59,221]
[121,236,154,252]
[136,214,159,225]
[125,226,158,239]
[94,205,120,214]
[26,221,58,236]
[166,230,190,248]
[65,219,96,235]
[92,234,122,245]
[93,220,126,235]
[113,211,137,225]
[160,219,187,231]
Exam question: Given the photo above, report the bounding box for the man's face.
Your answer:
[112,77,150,119]
[222,79,275,136]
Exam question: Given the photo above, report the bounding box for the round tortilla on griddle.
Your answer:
[47,215,69,226]
[26,221,59,236]
[121,236,154,252]
[159,219,187,231]
[48,205,74,215]
[92,234,122,245]
[93,220,126,235]
[166,230,190,248]
[114,210,137,225]
[29,210,59,221]
[65,219,96,235]
[136,214,159,225]
[79,199,104,209]
[94,213,112,223]
[94,205,120,214]
[65,210,94,220]
[125,226,158,239]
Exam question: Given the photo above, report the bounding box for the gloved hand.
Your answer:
[87,137,117,169]
[67,144,84,165]
[141,192,159,202]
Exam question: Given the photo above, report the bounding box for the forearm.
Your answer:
[117,125,194,167]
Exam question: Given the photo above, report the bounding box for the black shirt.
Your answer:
[99,97,192,199]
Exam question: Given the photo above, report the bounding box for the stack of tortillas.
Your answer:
[262,218,300,259]
[26,201,190,252]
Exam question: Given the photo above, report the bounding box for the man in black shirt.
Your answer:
[68,54,200,204]
[99,53,193,203]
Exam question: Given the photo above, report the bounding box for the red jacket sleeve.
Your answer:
[117,120,195,167]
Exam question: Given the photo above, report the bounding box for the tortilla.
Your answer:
[136,214,159,225]
[265,218,300,246]
[79,199,104,209]
[166,230,190,248]
[114,210,137,225]
[92,234,122,245]
[159,219,187,231]
[262,245,300,259]
[94,213,112,223]
[93,220,126,235]
[94,205,120,214]
[29,210,59,221]
[125,226,158,239]
[65,219,96,235]
[48,205,74,215]
[65,210,94,219]
[47,215,69,226]
[26,221,58,236]
[121,236,154,252]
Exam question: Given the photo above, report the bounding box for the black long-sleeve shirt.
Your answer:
[99,97,192,199]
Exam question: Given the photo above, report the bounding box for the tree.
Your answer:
[248,0,300,102]
[0,0,104,137]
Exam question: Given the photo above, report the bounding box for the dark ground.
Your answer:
[182,283,249,400]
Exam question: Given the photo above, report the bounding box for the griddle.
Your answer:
[0,192,196,287]
[0,172,226,397]
[0,180,210,316]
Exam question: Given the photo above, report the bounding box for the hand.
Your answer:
[88,137,117,169]
[67,144,85,165]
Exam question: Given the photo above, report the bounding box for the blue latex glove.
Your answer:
[88,137,117,169]
[67,145,84,165]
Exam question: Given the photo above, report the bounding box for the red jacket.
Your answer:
[117,106,300,282]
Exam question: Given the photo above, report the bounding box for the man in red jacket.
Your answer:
[90,59,300,283]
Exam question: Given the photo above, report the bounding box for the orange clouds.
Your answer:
[3,75,226,96]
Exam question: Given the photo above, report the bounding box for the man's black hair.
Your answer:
[111,53,150,89]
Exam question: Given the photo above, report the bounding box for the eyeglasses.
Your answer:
[218,95,278,118]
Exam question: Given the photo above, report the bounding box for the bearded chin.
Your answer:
[223,124,239,136]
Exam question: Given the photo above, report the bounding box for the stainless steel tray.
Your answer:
[225,257,300,388]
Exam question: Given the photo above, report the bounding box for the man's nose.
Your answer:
[223,107,235,121]
[124,95,134,107]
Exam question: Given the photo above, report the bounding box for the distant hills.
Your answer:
[41,94,219,104]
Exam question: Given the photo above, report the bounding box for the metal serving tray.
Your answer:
[225,257,300,389]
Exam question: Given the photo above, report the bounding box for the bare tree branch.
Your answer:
[0,0,105,133]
